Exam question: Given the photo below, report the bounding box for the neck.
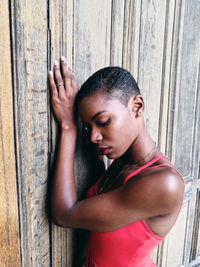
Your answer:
[122,124,160,165]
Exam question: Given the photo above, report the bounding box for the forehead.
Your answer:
[78,91,127,120]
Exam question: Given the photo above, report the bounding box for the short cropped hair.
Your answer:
[76,66,141,106]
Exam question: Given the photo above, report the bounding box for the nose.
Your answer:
[90,127,103,144]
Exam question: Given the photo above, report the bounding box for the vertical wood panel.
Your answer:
[74,0,112,88]
[49,1,74,266]
[190,188,200,261]
[122,0,135,70]
[175,0,200,174]
[11,0,50,265]
[1,0,199,266]
[110,0,125,66]
[188,58,200,265]
[166,0,186,164]
[162,201,189,266]
[157,0,175,153]
[129,0,141,80]
[49,0,72,265]
[11,0,31,263]
[195,189,200,257]
[137,0,167,142]
[0,1,20,265]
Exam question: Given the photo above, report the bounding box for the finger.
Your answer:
[68,67,78,94]
[54,61,66,98]
[48,70,58,98]
[60,56,71,92]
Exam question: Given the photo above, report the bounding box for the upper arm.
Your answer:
[55,170,185,232]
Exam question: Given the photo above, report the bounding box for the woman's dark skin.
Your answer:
[49,57,185,237]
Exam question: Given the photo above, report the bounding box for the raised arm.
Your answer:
[49,57,78,225]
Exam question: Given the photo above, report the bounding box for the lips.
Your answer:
[97,147,112,155]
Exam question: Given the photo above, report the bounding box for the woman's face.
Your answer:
[78,91,140,159]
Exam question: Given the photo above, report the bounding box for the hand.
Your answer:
[49,57,78,130]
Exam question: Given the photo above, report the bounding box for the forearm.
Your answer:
[51,126,77,224]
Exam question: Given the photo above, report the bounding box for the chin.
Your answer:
[106,151,121,160]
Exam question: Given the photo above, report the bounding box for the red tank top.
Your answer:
[85,155,184,267]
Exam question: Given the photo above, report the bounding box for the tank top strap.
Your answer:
[123,154,170,185]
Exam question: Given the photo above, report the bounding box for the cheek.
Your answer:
[104,116,135,159]
[109,115,135,142]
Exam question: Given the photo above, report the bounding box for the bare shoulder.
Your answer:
[122,165,185,216]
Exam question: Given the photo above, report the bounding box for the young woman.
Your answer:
[48,56,185,267]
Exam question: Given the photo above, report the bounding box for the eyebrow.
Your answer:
[91,111,107,121]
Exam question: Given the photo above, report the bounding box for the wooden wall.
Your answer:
[0,0,200,266]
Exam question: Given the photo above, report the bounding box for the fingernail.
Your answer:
[54,60,59,67]
[61,56,66,61]
[49,70,53,76]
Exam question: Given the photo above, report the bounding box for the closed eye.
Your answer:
[97,118,110,127]
[82,118,110,136]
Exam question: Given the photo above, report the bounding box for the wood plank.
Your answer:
[174,0,200,175]
[190,188,200,261]
[157,0,175,153]
[25,0,50,264]
[49,1,74,266]
[11,0,50,265]
[122,0,141,76]
[167,0,186,165]
[74,0,112,88]
[161,200,189,266]
[129,0,142,80]
[137,0,167,143]
[110,0,125,66]
[0,0,20,265]
[189,58,200,264]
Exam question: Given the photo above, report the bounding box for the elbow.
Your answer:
[51,210,71,228]
[52,215,65,227]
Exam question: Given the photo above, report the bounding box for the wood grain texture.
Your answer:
[175,0,200,174]
[74,0,112,88]
[0,1,20,266]
[167,0,200,265]
[157,0,175,153]
[187,51,200,265]
[49,1,74,266]
[122,0,135,70]
[129,0,141,80]
[1,0,200,266]
[137,0,167,143]
[190,188,200,261]
[162,201,189,267]
[110,0,125,66]
[10,0,50,265]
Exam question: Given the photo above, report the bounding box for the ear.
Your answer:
[131,95,145,117]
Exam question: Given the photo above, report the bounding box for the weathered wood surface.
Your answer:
[0,1,20,266]
[10,0,50,265]
[49,1,74,265]
[0,0,200,266]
